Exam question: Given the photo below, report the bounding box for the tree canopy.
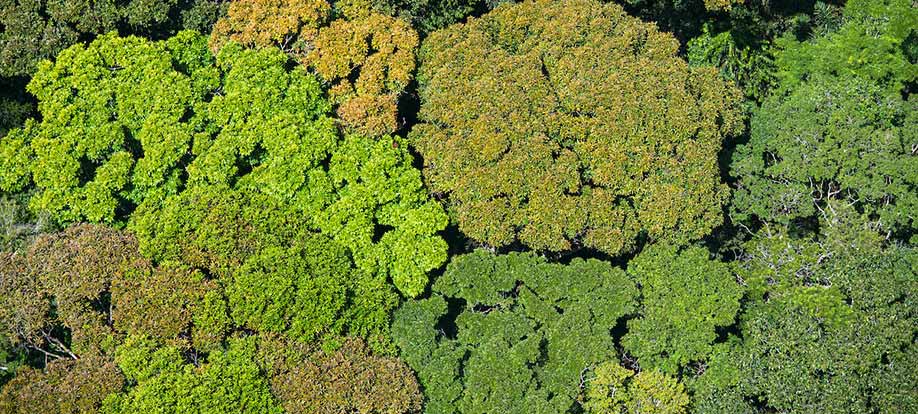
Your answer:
[393,250,638,413]
[0,0,915,413]
[622,245,742,374]
[411,0,743,255]
[692,238,918,413]
[210,0,419,136]
[731,0,918,242]
[0,0,225,78]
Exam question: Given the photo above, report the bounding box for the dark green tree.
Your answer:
[0,0,226,78]
[731,0,918,241]
[689,231,918,413]
[393,251,638,414]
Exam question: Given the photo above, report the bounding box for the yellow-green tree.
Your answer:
[584,362,689,414]
[411,0,743,255]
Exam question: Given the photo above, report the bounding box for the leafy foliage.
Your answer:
[0,225,141,358]
[0,224,225,361]
[584,362,689,414]
[102,335,283,414]
[622,245,742,374]
[773,0,918,96]
[411,0,743,255]
[730,0,918,241]
[0,1,913,413]
[377,0,483,34]
[112,262,223,350]
[0,354,124,414]
[309,13,418,136]
[0,31,447,302]
[731,76,917,238]
[692,233,918,413]
[687,23,775,102]
[0,0,226,78]
[393,251,638,414]
[0,31,216,223]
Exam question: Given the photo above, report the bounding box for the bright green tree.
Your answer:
[101,335,283,414]
[392,251,638,414]
[411,0,743,255]
[0,31,447,301]
[0,30,217,223]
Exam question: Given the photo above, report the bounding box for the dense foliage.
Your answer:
[622,245,742,374]
[0,0,915,412]
[393,251,638,413]
[411,0,743,255]
[690,233,918,413]
[731,0,918,241]
[0,0,224,78]
[0,31,447,300]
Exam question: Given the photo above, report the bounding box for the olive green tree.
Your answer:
[259,334,423,414]
[411,0,743,255]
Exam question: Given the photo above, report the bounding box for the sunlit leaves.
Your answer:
[584,362,689,414]
[411,0,743,255]
[210,0,419,136]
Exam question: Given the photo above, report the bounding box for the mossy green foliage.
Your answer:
[0,1,915,413]
[411,0,743,256]
[101,335,283,414]
[393,251,638,414]
[0,224,428,413]
[584,362,689,414]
